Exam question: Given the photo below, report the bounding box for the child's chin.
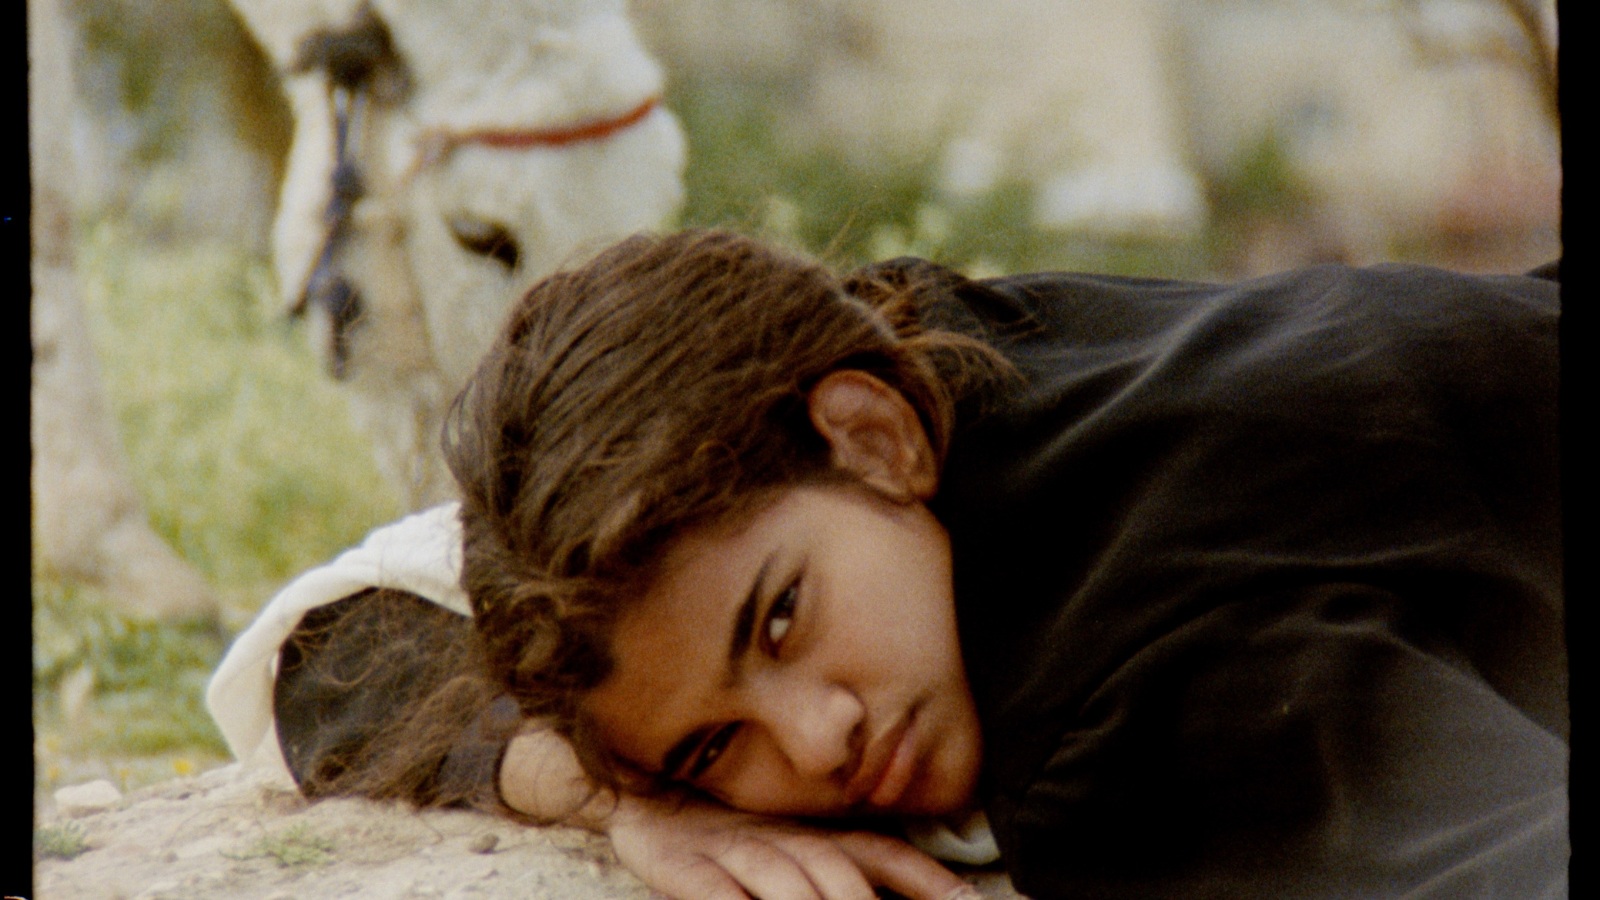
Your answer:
[889,774,978,819]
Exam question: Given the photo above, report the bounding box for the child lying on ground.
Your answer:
[211,230,1565,898]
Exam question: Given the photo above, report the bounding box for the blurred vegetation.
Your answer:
[69,0,288,170]
[34,822,91,862]
[223,823,339,868]
[73,225,401,591]
[669,74,1217,279]
[33,222,403,796]
[1201,131,1323,270]
[60,0,288,252]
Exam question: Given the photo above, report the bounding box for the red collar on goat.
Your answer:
[414,96,662,170]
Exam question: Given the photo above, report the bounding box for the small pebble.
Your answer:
[132,880,179,900]
[55,779,123,816]
[467,833,498,854]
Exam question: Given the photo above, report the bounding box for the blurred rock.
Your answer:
[632,0,1559,271]
[56,779,125,817]
[30,0,220,624]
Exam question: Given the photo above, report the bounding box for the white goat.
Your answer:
[230,0,685,506]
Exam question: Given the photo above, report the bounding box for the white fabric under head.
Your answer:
[206,503,467,776]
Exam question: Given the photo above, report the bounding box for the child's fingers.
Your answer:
[605,793,972,900]
[637,852,766,900]
[716,832,838,896]
[832,830,975,900]
[752,831,884,900]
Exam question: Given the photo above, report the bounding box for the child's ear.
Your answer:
[807,370,938,501]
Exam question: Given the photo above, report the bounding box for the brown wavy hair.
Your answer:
[442,228,1007,787]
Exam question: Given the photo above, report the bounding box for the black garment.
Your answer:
[910,260,1565,898]
[274,261,1564,897]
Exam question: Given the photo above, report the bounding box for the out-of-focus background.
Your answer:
[31,0,1558,816]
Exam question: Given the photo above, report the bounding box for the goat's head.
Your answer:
[237,0,686,387]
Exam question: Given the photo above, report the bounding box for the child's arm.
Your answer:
[500,726,977,900]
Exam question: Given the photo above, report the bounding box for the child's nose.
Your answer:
[761,680,865,781]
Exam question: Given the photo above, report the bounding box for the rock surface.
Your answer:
[36,765,1022,898]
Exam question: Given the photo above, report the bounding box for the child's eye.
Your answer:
[765,583,798,650]
[687,723,739,780]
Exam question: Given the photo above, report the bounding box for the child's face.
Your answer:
[584,483,983,818]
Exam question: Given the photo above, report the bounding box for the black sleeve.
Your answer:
[932,263,1563,897]
[273,587,519,808]
[991,588,1568,899]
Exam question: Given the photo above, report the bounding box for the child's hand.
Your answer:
[605,791,977,900]
[498,726,978,897]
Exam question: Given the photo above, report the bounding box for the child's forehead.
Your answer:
[637,496,794,603]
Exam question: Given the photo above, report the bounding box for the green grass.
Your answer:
[35,822,91,861]
[74,223,404,601]
[668,75,1215,279]
[34,220,403,797]
[34,577,227,757]
[224,823,337,867]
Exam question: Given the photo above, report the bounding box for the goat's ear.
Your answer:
[807,370,937,501]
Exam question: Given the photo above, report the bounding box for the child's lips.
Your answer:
[847,705,921,810]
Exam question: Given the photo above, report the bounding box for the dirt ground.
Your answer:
[35,765,1023,899]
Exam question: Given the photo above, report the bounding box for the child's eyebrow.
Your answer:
[724,555,774,682]
[657,553,776,777]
